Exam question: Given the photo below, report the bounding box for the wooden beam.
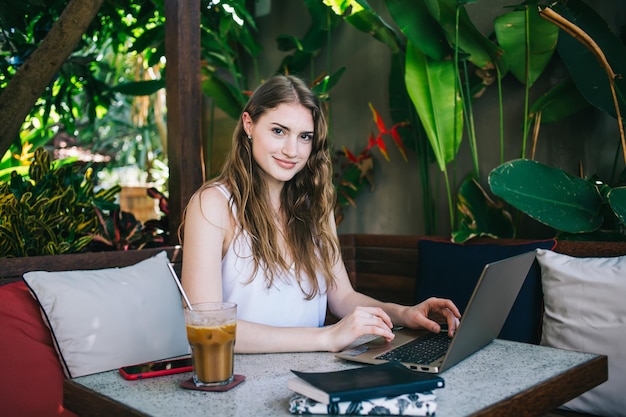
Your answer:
[164,0,204,245]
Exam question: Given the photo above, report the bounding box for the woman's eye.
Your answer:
[300,133,313,142]
[272,128,284,135]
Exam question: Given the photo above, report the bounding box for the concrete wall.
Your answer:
[251,0,626,238]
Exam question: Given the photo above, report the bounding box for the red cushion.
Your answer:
[0,281,77,417]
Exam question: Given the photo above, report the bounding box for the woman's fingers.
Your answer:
[326,307,396,352]
[352,306,395,341]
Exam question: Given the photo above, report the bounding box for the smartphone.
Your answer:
[119,356,193,380]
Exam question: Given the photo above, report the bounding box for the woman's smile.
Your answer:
[274,156,298,169]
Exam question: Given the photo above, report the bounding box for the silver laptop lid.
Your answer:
[437,250,537,372]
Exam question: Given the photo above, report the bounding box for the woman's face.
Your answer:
[243,103,314,186]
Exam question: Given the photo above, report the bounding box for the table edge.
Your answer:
[470,353,608,417]
[64,378,149,417]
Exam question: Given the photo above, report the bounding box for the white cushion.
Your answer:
[537,249,626,417]
[23,251,189,378]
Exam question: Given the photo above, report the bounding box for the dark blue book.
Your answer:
[288,361,444,404]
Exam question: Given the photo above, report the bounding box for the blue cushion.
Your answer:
[415,239,556,344]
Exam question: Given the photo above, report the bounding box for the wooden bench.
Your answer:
[0,246,183,284]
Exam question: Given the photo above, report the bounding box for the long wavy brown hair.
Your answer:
[182,75,340,299]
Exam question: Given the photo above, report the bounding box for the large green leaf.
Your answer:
[385,0,450,60]
[200,70,246,120]
[276,0,342,74]
[494,7,559,87]
[323,0,402,53]
[489,159,603,233]
[111,79,165,96]
[608,187,626,227]
[405,42,463,171]
[528,78,589,126]
[437,0,505,72]
[311,67,346,101]
[551,0,626,118]
[453,176,515,243]
[131,26,164,53]
[388,53,430,159]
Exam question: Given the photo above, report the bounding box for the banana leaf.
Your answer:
[551,0,626,118]
[131,26,164,53]
[200,69,246,120]
[385,0,451,60]
[311,67,346,101]
[322,0,402,53]
[494,7,559,87]
[489,159,603,233]
[111,79,165,96]
[405,42,462,171]
[437,0,505,72]
[277,0,342,74]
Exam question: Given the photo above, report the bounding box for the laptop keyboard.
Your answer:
[375,331,451,365]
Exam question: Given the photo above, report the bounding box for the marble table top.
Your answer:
[71,339,603,417]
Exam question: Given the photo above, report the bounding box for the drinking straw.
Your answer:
[168,262,193,310]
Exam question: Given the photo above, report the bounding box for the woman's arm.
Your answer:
[327,259,461,339]
[234,320,332,353]
[181,187,230,305]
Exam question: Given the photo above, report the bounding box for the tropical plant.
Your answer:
[0,0,261,186]
[0,146,172,257]
[89,208,145,251]
[0,0,169,188]
[0,147,120,257]
[486,2,626,241]
[89,201,167,251]
[321,0,626,241]
[321,0,507,236]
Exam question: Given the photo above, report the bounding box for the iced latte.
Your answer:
[184,302,237,386]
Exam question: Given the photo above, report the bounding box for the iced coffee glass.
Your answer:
[184,302,237,386]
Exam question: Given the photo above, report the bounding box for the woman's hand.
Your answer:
[322,298,461,352]
[323,306,395,352]
[399,297,462,337]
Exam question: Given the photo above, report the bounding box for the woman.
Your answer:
[180,74,460,354]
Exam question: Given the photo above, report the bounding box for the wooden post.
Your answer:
[164,0,204,244]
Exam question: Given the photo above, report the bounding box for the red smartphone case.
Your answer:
[119,357,192,380]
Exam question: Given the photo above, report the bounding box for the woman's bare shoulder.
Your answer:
[187,184,232,225]
[189,183,228,206]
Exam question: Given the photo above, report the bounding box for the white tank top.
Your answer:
[216,185,327,327]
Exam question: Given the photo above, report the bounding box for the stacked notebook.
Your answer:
[287,362,443,416]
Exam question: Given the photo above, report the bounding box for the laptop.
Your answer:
[335,251,537,373]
